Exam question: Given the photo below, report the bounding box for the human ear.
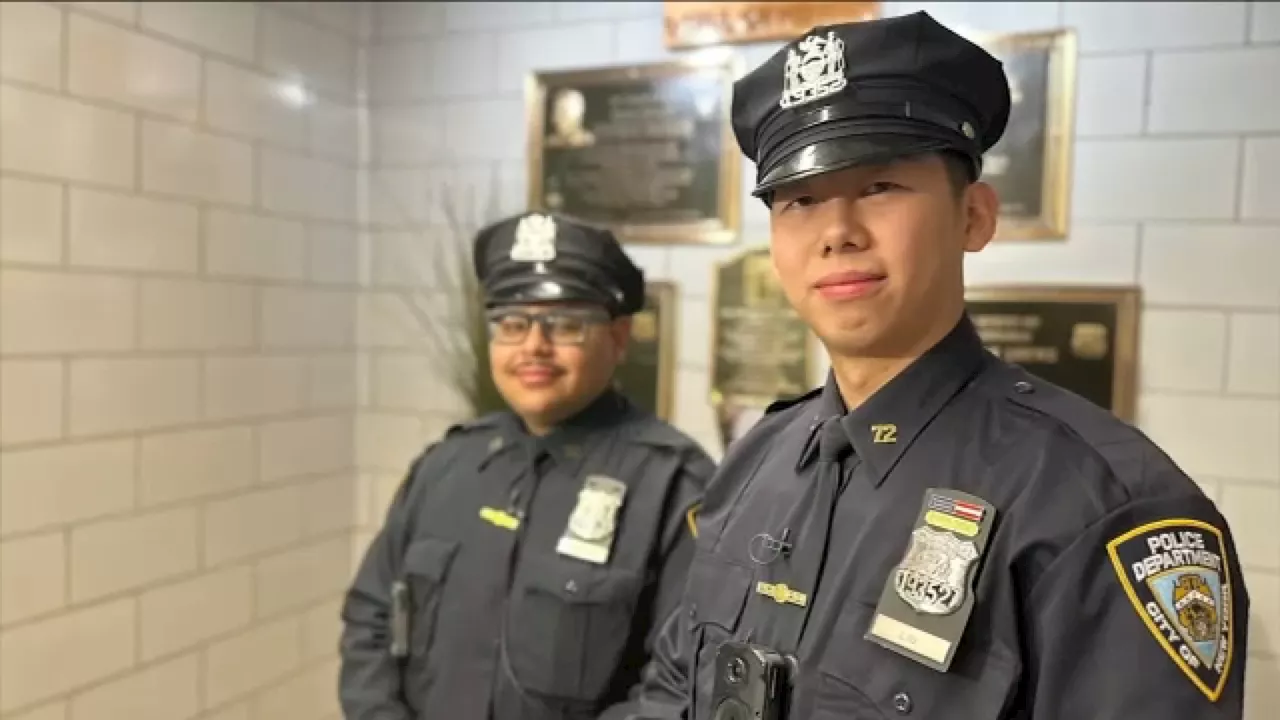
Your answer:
[962,181,999,252]
[609,317,632,362]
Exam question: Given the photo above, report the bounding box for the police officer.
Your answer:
[616,11,1250,720]
[339,211,715,720]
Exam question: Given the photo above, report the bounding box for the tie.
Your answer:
[818,416,853,463]
[767,418,854,652]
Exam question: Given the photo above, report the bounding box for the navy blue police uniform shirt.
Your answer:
[618,317,1249,719]
[338,210,714,720]
[608,12,1250,719]
[339,391,715,720]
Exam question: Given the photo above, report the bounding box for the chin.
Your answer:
[500,382,566,413]
[815,319,892,357]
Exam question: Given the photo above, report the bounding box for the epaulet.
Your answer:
[765,387,822,415]
[996,367,1138,449]
[443,411,504,438]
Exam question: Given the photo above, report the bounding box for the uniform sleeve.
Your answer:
[598,449,716,720]
[338,453,426,720]
[1024,492,1250,719]
[597,602,699,720]
[644,450,716,649]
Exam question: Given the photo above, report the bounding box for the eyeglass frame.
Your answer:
[485,306,614,346]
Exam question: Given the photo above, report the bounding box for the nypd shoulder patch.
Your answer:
[1106,518,1234,702]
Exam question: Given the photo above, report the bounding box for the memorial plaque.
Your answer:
[527,58,741,245]
[614,281,677,420]
[663,1,880,49]
[710,247,815,410]
[966,286,1139,421]
[976,29,1077,241]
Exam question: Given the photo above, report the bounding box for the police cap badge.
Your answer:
[731,11,1012,196]
[473,211,645,316]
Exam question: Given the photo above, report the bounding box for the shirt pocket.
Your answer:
[809,600,1019,720]
[508,553,645,702]
[685,552,753,720]
[402,537,459,663]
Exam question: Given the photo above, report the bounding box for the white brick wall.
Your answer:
[362,1,1280,715]
[0,2,367,719]
[1,2,1274,718]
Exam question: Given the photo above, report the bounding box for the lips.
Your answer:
[813,270,886,300]
[514,365,561,385]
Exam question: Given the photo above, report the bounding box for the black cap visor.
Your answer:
[753,118,978,197]
[484,273,619,314]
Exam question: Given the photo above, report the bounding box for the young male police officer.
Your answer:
[339,212,715,720]
[617,11,1250,720]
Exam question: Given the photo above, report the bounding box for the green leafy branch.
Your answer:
[367,165,507,419]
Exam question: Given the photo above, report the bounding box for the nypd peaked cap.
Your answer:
[473,211,645,316]
[732,11,1012,196]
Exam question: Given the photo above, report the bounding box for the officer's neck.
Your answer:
[829,356,913,412]
[828,309,962,412]
[518,386,620,437]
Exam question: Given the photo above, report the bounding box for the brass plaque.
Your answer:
[975,29,1078,241]
[966,286,1140,421]
[663,1,881,49]
[710,247,815,410]
[526,57,742,245]
[614,281,677,421]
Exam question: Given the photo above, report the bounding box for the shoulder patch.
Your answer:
[765,387,822,415]
[1106,518,1234,701]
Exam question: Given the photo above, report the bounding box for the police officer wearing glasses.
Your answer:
[613,11,1249,720]
[339,212,715,720]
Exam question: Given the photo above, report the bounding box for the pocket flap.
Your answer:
[403,537,459,582]
[688,553,751,631]
[524,553,643,604]
[816,601,1019,719]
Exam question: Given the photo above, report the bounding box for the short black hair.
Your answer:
[760,150,976,206]
[937,151,977,197]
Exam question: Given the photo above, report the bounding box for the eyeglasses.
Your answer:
[486,308,610,346]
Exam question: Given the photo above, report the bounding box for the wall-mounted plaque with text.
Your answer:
[976,29,1077,241]
[965,286,1140,421]
[614,281,677,421]
[526,57,742,245]
[663,1,880,49]
[710,247,815,409]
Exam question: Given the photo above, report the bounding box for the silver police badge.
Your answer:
[779,31,847,109]
[557,475,627,565]
[510,214,557,264]
[893,525,979,615]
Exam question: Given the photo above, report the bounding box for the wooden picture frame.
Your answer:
[965,285,1140,421]
[526,56,743,245]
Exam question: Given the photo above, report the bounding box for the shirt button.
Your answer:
[688,603,697,619]
[893,691,912,714]
[1013,380,1034,394]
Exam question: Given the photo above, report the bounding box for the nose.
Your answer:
[521,321,553,355]
[816,198,867,257]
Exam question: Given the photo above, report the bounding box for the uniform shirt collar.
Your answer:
[479,388,631,470]
[795,315,990,485]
